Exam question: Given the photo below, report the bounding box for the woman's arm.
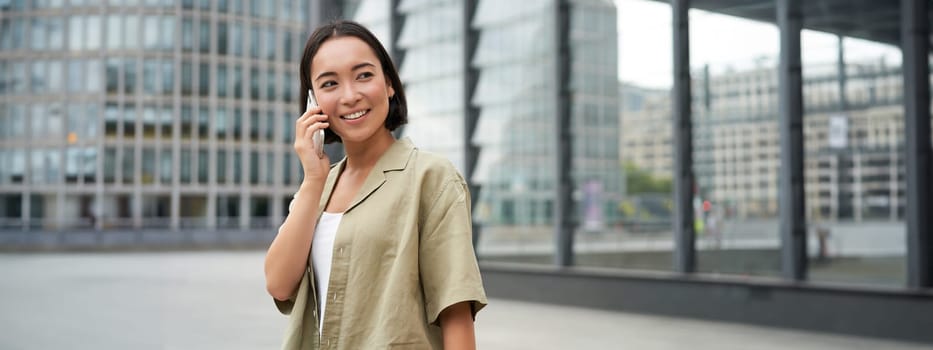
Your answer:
[439,301,477,350]
[264,109,331,301]
[264,181,324,301]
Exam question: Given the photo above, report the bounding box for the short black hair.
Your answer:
[299,20,408,144]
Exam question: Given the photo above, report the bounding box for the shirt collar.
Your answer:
[320,137,416,214]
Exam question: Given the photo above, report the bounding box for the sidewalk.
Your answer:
[0,251,927,349]
[477,299,930,350]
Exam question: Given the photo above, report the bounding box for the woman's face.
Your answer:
[309,36,395,145]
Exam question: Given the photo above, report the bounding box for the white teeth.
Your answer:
[341,110,367,120]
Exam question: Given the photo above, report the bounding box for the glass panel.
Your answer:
[198,62,209,96]
[31,60,47,93]
[142,148,155,184]
[69,60,85,93]
[199,20,210,53]
[249,109,258,141]
[180,149,191,183]
[180,195,207,229]
[264,26,275,60]
[233,150,242,183]
[266,68,275,100]
[198,106,208,138]
[217,64,228,97]
[471,0,560,265]
[143,59,157,94]
[250,26,259,58]
[249,151,258,184]
[161,60,174,95]
[182,17,193,51]
[104,147,116,183]
[105,59,119,93]
[215,107,227,138]
[217,150,227,183]
[217,21,228,55]
[689,9,780,277]
[124,104,137,137]
[48,17,64,50]
[121,147,134,184]
[159,16,174,50]
[31,18,47,51]
[250,66,259,99]
[159,147,172,183]
[144,16,158,49]
[124,15,139,49]
[265,110,275,141]
[87,59,102,93]
[181,61,192,95]
[124,59,136,94]
[86,15,101,50]
[181,105,193,137]
[232,64,242,97]
[804,35,906,287]
[106,15,122,50]
[198,148,208,183]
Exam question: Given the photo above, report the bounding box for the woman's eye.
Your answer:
[320,81,336,88]
[357,72,374,80]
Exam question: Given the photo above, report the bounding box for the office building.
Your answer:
[0,0,309,230]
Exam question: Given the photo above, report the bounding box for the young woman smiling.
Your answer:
[264,20,487,350]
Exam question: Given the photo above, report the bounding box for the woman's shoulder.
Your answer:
[409,147,463,182]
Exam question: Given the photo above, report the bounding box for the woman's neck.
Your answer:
[342,130,396,173]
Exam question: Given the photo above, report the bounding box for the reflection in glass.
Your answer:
[121,147,133,184]
[106,16,122,50]
[125,15,139,49]
[199,21,210,53]
[198,148,208,183]
[218,22,228,55]
[182,17,193,51]
[106,59,119,93]
[86,15,101,49]
[143,59,157,94]
[104,148,116,183]
[161,60,173,95]
[217,150,227,183]
[180,149,191,183]
[160,148,172,183]
[124,60,136,94]
[181,62,192,95]
[217,64,228,97]
[199,62,209,96]
[142,148,155,184]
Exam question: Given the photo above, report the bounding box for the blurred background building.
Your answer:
[0,0,308,231]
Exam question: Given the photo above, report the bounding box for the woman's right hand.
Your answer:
[294,106,331,183]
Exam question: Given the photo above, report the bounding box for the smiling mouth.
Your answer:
[341,110,369,120]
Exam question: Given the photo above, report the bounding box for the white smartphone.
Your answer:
[307,89,325,158]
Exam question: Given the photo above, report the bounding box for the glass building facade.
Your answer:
[0,0,309,230]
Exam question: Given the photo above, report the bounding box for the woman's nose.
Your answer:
[338,84,361,105]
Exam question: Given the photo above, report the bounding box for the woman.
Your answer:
[264,20,487,350]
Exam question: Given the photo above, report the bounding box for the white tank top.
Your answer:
[311,212,342,333]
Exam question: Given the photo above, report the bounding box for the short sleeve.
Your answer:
[419,177,488,325]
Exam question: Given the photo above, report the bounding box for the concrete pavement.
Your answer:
[0,251,927,349]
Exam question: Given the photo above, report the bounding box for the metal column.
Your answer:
[777,0,807,281]
[672,0,695,273]
[463,0,482,251]
[901,0,932,289]
[554,0,575,267]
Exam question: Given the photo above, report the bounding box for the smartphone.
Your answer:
[307,89,325,158]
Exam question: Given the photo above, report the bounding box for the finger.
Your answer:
[304,122,329,139]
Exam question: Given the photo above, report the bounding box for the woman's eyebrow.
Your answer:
[314,62,377,82]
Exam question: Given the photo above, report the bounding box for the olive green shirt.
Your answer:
[275,138,488,350]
